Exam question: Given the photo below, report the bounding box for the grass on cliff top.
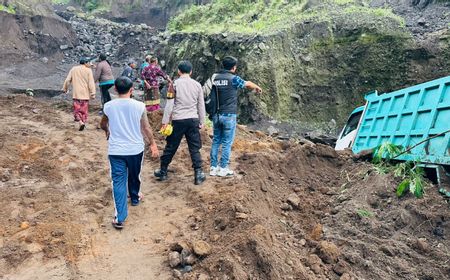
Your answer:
[168,0,405,34]
[0,4,16,14]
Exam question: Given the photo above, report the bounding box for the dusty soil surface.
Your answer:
[0,94,449,280]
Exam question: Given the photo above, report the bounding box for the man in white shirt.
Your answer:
[100,76,159,229]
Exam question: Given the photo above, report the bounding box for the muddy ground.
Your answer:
[0,94,449,280]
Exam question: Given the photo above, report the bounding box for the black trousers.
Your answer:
[160,118,203,170]
[100,84,113,107]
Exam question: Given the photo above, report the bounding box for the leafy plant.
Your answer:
[372,141,426,198]
[357,209,374,218]
[372,142,403,164]
[0,4,16,14]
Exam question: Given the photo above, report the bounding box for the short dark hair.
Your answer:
[178,60,192,74]
[222,56,238,70]
[115,76,133,94]
[80,57,89,64]
[99,53,107,61]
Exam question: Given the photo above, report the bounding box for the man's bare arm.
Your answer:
[100,115,109,139]
[244,81,262,93]
[140,112,156,145]
[141,112,159,158]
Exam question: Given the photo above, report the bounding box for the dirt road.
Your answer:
[0,94,200,279]
[0,94,449,280]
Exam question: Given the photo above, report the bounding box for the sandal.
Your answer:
[112,218,124,230]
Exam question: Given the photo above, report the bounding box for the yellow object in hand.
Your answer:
[160,124,173,136]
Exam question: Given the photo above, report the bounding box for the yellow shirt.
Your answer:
[62,65,96,100]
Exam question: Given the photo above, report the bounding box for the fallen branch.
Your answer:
[392,128,450,160]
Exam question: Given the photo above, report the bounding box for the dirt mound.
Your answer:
[178,142,449,279]
[0,13,76,65]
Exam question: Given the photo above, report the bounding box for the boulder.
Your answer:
[193,240,212,256]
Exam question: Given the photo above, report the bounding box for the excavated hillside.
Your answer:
[162,0,450,129]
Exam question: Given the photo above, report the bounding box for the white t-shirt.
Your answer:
[104,98,145,156]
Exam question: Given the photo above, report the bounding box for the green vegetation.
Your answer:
[52,0,70,4]
[0,4,16,14]
[169,0,405,34]
[356,209,374,218]
[372,142,426,198]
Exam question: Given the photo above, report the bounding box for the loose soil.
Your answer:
[0,94,449,280]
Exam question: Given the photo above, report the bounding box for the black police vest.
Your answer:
[213,71,238,114]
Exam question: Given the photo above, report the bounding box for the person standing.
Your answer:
[100,76,159,230]
[94,53,115,110]
[154,61,206,185]
[62,57,96,131]
[141,57,172,112]
[209,56,262,177]
[121,59,137,81]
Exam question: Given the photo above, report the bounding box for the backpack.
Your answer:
[203,74,219,119]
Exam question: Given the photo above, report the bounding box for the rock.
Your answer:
[193,240,212,256]
[170,241,192,253]
[94,203,104,210]
[169,251,181,268]
[104,44,112,52]
[183,254,197,265]
[260,185,268,192]
[317,241,340,264]
[333,259,350,276]
[198,273,210,280]
[267,125,279,136]
[340,273,352,280]
[233,202,248,213]
[60,45,70,50]
[66,6,77,12]
[180,265,193,273]
[0,168,11,182]
[299,239,307,246]
[286,193,300,208]
[310,224,323,241]
[280,203,292,211]
[211,234,220,242]
[203,50,213,57]
[305,132,337,147]
[172,269,182,279]
[414,238,430,252]
[51,229,64,237]
[20,221,30,230]
[40,57,49,64]
[380,245,395,257]
[235,212,249,220]
[258,42,267,50]
[306,254,322,266]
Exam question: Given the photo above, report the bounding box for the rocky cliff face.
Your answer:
[159,0,450,130]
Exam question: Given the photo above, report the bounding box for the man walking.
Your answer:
[121,59,137,81]
[100,77,159,229]
[209,56,262,177]
[62,57,96,131]
[154,61,206,185]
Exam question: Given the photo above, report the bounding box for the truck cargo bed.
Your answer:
[352,76,450,166]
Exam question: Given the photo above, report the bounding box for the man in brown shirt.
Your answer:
[62,57,96,131]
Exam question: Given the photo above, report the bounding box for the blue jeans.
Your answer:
[109,152,143,223]
[210,114,237,168]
